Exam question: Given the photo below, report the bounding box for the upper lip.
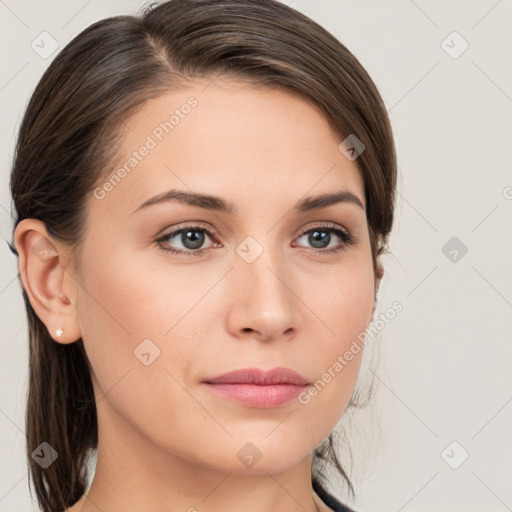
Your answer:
[203,367,310,386]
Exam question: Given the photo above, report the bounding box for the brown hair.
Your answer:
[8,1,397,510]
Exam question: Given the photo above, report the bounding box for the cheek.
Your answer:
[77,243,202,342]
[74,245,213,404]
[74,247,164,396]
[311,249,376,344]
[297,253,375,426]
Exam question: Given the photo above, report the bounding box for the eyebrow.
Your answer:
[131,188,365,216]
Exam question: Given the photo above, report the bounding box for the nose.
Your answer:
[225,243,301,342]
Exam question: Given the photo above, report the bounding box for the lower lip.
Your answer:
[203,382,309,408]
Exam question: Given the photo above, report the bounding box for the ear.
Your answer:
[372,258,384,317]
[14,218,81,344]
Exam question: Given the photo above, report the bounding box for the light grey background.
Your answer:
[1,1,511,511]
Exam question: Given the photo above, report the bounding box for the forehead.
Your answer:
[91,80,365,219]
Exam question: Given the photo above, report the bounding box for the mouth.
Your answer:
[201,367,310,408]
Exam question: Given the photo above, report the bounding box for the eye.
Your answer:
[155,223,218,256]
[293,223,355,255]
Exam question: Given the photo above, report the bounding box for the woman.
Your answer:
[9,1,397,511]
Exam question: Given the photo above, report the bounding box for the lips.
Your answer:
[202,367,310,386]
[202,367,310,408]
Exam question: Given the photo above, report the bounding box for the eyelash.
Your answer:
[155,222,355,257]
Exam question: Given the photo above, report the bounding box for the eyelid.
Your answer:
[156,220,215,238]
[297,220,349,235]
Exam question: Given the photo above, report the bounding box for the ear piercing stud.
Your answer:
[56,328,63,337]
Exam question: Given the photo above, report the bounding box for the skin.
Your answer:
[15,78,383,512]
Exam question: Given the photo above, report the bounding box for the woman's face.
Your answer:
[74,78,378,475]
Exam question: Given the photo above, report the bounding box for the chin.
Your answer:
[205,435,310,475]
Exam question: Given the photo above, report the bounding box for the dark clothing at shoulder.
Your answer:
[313,478,357,512]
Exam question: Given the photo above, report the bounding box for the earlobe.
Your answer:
[14,218,81,344]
